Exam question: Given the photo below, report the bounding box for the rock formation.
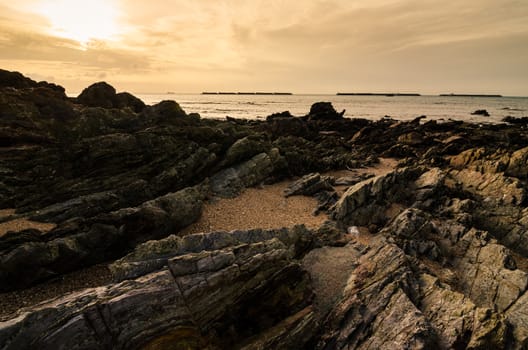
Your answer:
[1,70,528,349]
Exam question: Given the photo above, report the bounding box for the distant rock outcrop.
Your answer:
[306,101,345,120]
[471,109,490,117]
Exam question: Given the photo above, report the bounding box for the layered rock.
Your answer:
[0,184,208,291]
[0,227,317,350]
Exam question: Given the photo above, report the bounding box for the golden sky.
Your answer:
[1,0,527,95]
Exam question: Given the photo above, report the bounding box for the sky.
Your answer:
[0,0,527,95]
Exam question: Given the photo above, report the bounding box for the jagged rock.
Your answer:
[306,102,344,121]
[384,208,435,239]
[219,134,269,169]
[451,168,525,206]
[313,190,339,215]
[419,274,508,349]
[110,225,315,282]
[266,115,314,138]
[334,173,373,186]
[449,148,487,169]
[398,131,424,145]
[505,291,528,347]
[283,173,334,197]
[0,184,208,291]
[210,149,283,197]
[316,240,436,349]
[151,147,217,195]
[455,228,528,312]
[0,228,316,350]
[505,146,528,179]
[0,69,64,92]
[331,167,422,227]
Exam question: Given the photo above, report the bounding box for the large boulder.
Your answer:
[77,81,117,108]
[307,102,344,121]
[115,92,146,113]
[77,82,146,112]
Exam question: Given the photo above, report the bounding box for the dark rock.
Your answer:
[0,184,208,291]
[398,131,424,145]
[77,82,146,112]
[210,149,284,197]
[502,116,528,125]
[219,134,269,169]
[0,69,38,89]
[284,173,334,197]
[313,190,339,215]
[471,109,490,117]
[110,225,316,281]
[331,167,423,227]
[307,102,344,121]
[266,110,294,121]
[142,100,186,119]
[266,115,314,139]
[0,227,316,350]
[77,81,116,108]
[334,173,374,186]
[115,92,146,113]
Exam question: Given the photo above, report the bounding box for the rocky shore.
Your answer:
[1,69,528,349]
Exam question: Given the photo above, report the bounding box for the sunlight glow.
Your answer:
[35,0,121,46]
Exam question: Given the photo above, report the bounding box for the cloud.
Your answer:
[0,0,526,94]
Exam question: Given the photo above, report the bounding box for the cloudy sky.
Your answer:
[0,0,527,95]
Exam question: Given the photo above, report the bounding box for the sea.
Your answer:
[136,94,528,124]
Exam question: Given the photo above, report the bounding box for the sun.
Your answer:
[35,0,121,45]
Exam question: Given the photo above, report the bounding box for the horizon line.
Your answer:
[65,91,528,98]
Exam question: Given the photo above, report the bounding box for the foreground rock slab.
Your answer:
[0,227,319,350]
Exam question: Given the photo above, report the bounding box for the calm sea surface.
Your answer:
[137,94,528,124]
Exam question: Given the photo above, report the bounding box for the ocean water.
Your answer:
[137,94,528,124]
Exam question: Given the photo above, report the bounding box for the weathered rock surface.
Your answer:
[0,184,208,291]
[2,70,528,349]
[0,227,318,350]
[283,173,334,197]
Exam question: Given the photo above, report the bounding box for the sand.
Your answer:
[0,263,112,321]
[0,209,57,237]
[0,159,398,320]
[180,181,327,235]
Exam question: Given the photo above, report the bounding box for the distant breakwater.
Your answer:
[337,92,421,97]
[439,93,503,98]
[202,92,293,95]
